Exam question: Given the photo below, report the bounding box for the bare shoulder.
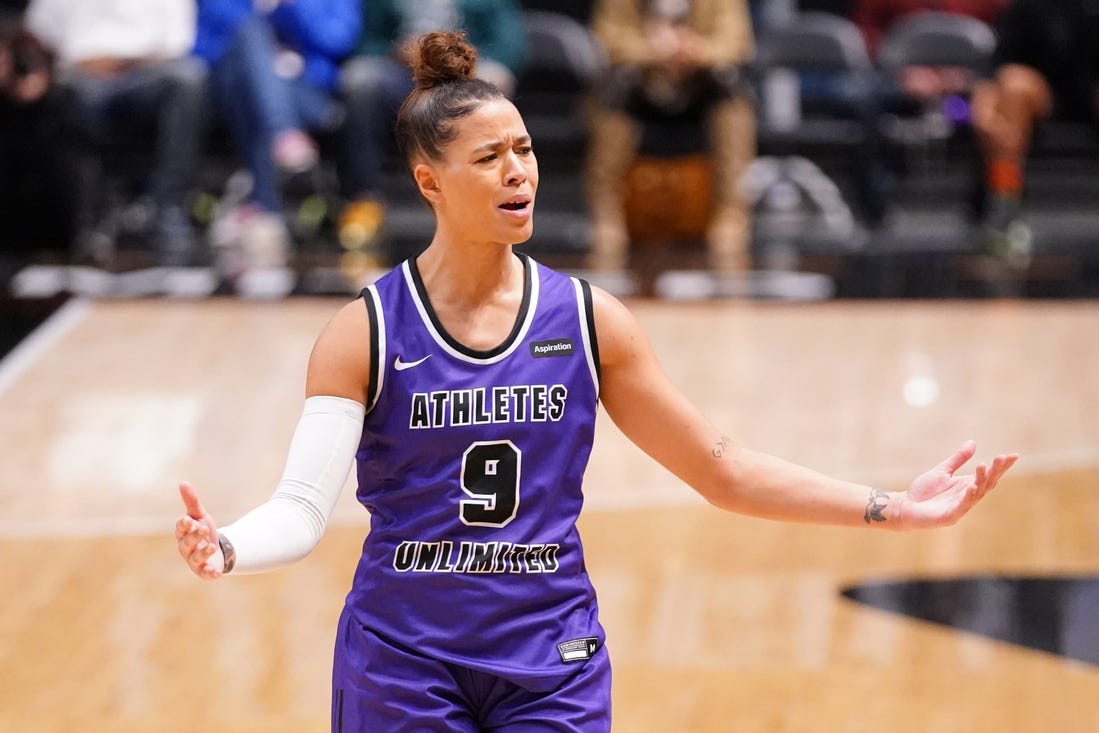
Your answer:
[305,297,373,402]
[588,284,653,369]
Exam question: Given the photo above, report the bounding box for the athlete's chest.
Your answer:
[380,349,578,433]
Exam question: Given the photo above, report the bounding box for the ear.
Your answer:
[412,163,442,205]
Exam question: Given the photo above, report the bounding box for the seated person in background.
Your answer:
[0,8,72,258]
[336,0,526,261]
[854,0,1007,56]
[193,0,362,274]
[0,9,49,106]
[586,0,757,274]
[856,0,1007,104]
[970,0,1099,259]
[851,0,1009,229]
[24,0,207,268]
[856,0,1007,121]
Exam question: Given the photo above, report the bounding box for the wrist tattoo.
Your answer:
[864,488,890,524]
[712,435,732,459]
[218,532,236,574]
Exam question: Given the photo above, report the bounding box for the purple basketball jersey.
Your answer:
[345,254,605,690]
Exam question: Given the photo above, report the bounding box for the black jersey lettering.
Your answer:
[472,387,492,424]
[530,385,548,422]
[430,391,449,427]
[491,386,511,422]
[408,384,567,429]
[414,542,442,571]
[393,541,416,571]
[392,540,562,574]
[409,394,430,430]
[467,542,497,573]
[548,385,568,421]
[510,384,531,422]
[451,389,472,426]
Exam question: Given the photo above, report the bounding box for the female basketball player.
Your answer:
[175,31,1018,732]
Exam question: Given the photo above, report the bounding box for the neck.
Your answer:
[415,238,523,306]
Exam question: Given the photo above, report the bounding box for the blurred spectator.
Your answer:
[336,0,526,263]
[24,0,208,267]
[855,0,1007,104]
[848,1,1008,231]
[0,7,71,257]
[194,0,361,275]
[0,9,47,105]
[970,0,1099,259]
[586,0,757,273]
[854,0,1006,55]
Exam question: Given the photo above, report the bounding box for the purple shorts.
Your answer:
[331,606,612,732]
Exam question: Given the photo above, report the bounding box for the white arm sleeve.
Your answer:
[219,395,365,574]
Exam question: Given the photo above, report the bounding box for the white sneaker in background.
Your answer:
[236,266,296,300]
[239,210,291,269]
[209,202,296,298]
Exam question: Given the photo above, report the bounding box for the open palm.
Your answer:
[900,441,1019,529]
[175,481,225,579]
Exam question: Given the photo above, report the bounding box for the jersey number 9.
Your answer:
[459,440,521,527]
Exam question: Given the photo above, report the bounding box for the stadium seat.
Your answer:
[754,10,875,151]
[749,12,876,253]
[513,10,606,164]
[877,11,996,76]
[875,10,996,162]
[511,10,607,258]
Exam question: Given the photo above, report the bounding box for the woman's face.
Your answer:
[416,98,539,247]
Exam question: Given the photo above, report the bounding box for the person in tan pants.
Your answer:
[586,0,756,273]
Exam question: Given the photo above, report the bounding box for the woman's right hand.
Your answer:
[175,482,226,580]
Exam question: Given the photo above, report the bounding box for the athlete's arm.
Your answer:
[304,298,375,402]
[176,300,374,579]
[590,287,1018,530]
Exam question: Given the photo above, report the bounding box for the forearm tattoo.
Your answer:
[864,488,890,524]
[712,435,732,458]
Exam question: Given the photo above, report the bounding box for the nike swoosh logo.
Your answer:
[394,354,431,371]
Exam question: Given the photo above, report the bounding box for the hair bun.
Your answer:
[407,31,479,89]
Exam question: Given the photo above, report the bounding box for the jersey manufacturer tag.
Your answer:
[557,636,599,663]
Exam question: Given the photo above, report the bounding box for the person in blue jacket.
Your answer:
[334,0,526,263]
[194,0,362,276]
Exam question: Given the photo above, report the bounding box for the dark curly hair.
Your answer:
[395,31,508,164]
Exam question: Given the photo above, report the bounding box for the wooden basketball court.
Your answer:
[0,294,1096,732]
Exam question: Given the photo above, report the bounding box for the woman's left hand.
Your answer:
[897,441,1019,530]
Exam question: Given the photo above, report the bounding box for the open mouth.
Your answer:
[498,196,532,212]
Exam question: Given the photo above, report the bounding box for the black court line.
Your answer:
[842,575,1099,668]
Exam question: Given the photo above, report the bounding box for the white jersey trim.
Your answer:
[366,284,386,414]
[400,258,540,365]
[572,277,600,393]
